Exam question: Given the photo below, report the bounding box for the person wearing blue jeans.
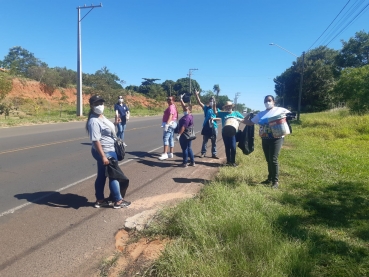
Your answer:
[176,96,195,167]
[114,96,130,146]
[87,95,131,208]
[194,90,220,159]
[91,149,122,203]
[222,134,236,164]
[217,101,244,167]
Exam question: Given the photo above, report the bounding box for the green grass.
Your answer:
[142,109,369,277]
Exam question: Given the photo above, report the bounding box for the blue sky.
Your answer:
[1,0,368,111]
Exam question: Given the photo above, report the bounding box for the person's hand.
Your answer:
[180,93,185,100]
[195,90,200,95]
[164,124,169,131]
[102,156,109,165]
[176,134,181,141]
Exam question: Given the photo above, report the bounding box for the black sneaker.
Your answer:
[94,200,110,208]
[189,162,196,166]
[232,163,238,167]
[113,200,131,209]
[272,182,279,189]
[260,179,272,185]
[211,155,219,159]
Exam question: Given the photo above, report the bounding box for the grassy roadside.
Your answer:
[139,109,369,277]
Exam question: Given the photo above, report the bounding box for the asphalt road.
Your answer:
[0,113,224,276]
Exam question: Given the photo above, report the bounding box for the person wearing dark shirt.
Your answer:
[176,94,195,167]
[114,95,130,147]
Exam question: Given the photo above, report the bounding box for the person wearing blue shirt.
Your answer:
[217,101,244,167]
[194,90,220,159]
[114,96,130,146]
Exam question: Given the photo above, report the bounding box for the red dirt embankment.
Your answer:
[6,78,168,109]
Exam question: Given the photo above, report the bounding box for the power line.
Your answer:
[324,2,369,47]
[308,0,351,50]
[320,0,366,46]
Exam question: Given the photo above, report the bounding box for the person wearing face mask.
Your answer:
[243,95,291,189]
[158,96,178,160]
[86,95,131,209]
[194,90,220,159]
[216,101,244,167]
[175,96,195,167]
[114,96,130,147]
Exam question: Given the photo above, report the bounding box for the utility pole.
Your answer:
[76,3,102,116]
[234,92,241,111]
[188,68,198,104]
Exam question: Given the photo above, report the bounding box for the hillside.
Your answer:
[6,78,165,109]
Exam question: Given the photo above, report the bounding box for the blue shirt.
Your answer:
[217,111,244,128]
[203,106,218,129]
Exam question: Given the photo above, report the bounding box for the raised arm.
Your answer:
[194,90,204,108]
[180,94,186,109]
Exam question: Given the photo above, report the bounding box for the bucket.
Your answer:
[222,117,239,137]
[268,114,290,138]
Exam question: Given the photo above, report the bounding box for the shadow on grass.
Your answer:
[275,181,369,274]
[14,191,93,209]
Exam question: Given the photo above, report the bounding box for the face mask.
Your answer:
[208,101,213,106]
[225,106,232,112]
[264,102,274,109]
[183,111,188,116]
[118,99,123,103]
[93,105,104,114]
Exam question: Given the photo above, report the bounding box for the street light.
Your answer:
[76,3,102,116]
[269,43,305,121]
[188,68,198,104]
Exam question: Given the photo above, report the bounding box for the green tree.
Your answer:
[213,84,221,99]
[147,84,167,100]
[1,46,47,76]
[334,64,369,114]
[0,71,12,101]
[42,68,62,92]
[335,30,369,69]
[161,80,176,96]
[139,78,161,95]
[274,46,339,112]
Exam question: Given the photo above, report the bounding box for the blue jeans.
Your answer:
[163,123,177,148]
[116,122,126,141]
[262,138,284,183]
[222,133,236,163]
[201,128,218,155]
[179,136,195,164]
[91,148,122,202]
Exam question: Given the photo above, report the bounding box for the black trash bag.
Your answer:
[105,158,129,200]
[237,124,255,155]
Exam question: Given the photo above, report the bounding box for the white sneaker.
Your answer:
[167,153,174,158]
[158,153,168,160]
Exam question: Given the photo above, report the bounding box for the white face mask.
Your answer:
[264,102,274,109]
[208,101,213,107]
[93,105,104,114]
[118,99,123,103]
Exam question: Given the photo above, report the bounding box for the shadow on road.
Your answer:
[172,177,208,184]
[14,191,93,209]
[80,142,92,146]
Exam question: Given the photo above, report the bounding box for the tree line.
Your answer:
[0,46,245,111]
[274,30,369,114]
